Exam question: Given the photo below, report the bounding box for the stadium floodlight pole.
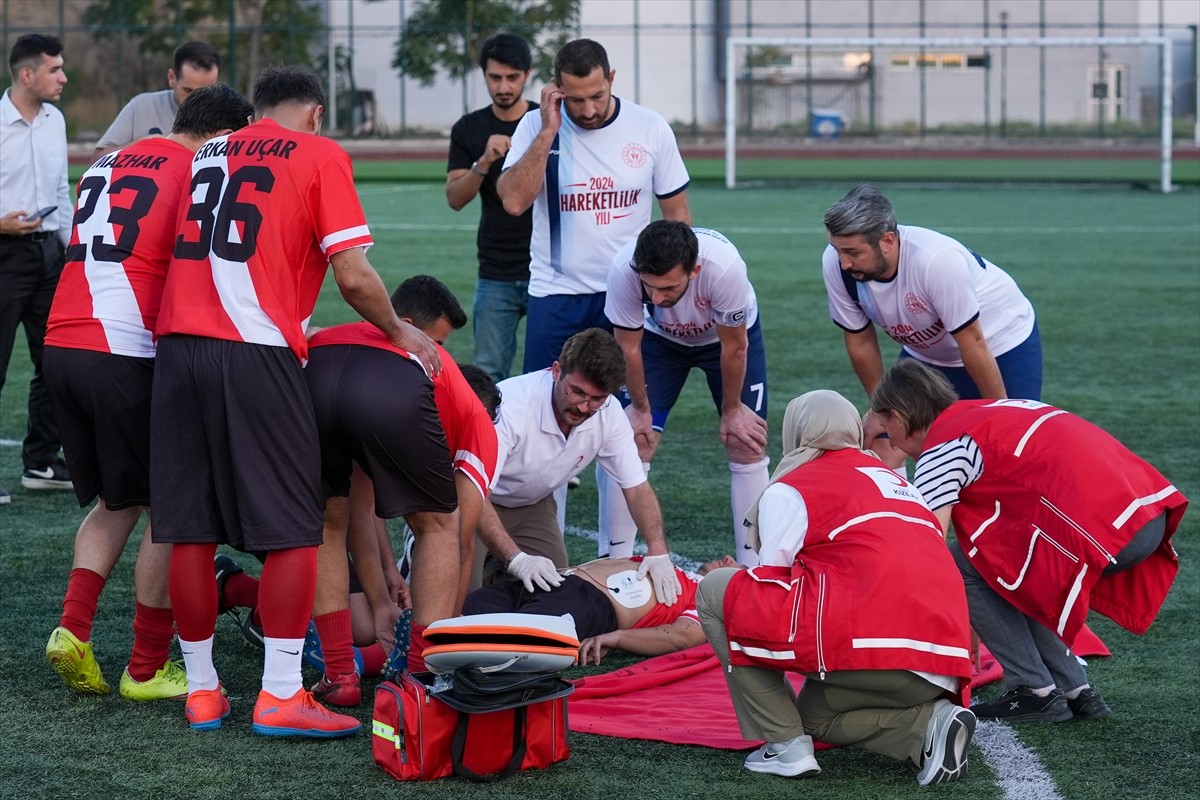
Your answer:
[724,35,1174,193]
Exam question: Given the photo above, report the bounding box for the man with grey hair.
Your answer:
[821,184,1041,402]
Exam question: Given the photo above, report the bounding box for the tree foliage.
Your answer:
[82,0,326,96]
[380,0,580,86]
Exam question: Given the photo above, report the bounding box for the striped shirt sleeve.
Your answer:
[913,435,983,510]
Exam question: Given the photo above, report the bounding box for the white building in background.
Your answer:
[325,0,1198,135]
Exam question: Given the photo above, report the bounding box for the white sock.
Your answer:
[262,636,305,699]
[178,636,218,693]
[597,463,642,558]
[730,457,769,566]
[1031,685,1056,697]
[553,483,568,536]
[1065,684,1089,699]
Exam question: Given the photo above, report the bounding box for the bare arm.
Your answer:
[614,326,658,462]
[621,481,669,556]
[497,83,562,215]
[934,505,954,539]
[578,618,705,665]
[952,319,1007,399]
[329,247,441,375]
[656,189,691,225]
[715,322,767,460]
[445,134,511,211]
[844,326,884,399]
[454,471,484,614]
[475,499,521,564]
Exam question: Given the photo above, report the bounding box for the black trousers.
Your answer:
[0,234,65,470]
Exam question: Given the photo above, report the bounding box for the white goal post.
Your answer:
[723,36,1175,193]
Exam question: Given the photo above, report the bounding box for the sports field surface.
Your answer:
[1,179,1196,800]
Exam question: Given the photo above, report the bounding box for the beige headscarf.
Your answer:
[743,389,880,552]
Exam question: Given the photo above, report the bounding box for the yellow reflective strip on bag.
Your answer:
[373,719,401,749]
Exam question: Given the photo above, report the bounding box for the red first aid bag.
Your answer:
[372,672,571,782]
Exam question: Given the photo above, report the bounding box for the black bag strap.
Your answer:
[449,707,528,783]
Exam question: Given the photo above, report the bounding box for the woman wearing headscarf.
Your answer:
[696,390,974,786]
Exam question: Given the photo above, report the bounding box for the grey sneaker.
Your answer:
[21,459,73,490]
[973,686,1072,723]
[744,734,821,778]
[1068,686,1111,721]
[916,699,976,786]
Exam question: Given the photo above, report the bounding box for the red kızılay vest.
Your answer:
[724,450,972,681]
[924,399,1187,642]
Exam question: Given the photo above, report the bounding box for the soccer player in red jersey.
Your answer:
[150,65,439,736]
[42,84,254,701]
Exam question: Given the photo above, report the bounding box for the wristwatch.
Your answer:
[470,160,487,176]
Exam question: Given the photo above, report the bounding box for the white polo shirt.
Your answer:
[606,227,758,347]
[490,369,647,507]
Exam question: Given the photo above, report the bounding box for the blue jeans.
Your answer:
[472,278,528,383]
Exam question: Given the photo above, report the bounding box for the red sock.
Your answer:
[60,568,107,642]
[169,542,218,642]
[313,609,355,678]
[406,623,428,675]
[359,643,386,677]
[259,547,317,639]
[221,572,260,612]
[127,602,175,681]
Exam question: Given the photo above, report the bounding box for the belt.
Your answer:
[0,231,54,241]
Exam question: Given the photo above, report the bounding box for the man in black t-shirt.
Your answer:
[446,34,538,382]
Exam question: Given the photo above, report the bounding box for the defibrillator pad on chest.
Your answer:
[606,570,652,608]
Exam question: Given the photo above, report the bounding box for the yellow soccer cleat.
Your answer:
[46,626,110,695]
[119,660,189,701]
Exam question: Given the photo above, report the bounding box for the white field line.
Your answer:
[564,524,1064,800]
[0,438,21,447]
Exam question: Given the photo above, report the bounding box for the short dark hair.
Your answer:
[459,363,502,423]
[174,40,220,75]
[172,84,253,138]
[632,220,699,277]
[390,275,468,332]
[557,328,626,395]
[9,34,63,76]
[252,65,325,113]
[479,33,531,72]
[869,359,959,436]
[823,184,898,247]
[554,39,609,83]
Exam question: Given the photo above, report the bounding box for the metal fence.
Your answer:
[2,0,1197,143]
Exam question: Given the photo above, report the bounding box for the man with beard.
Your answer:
[821,184,1041,402]
[446,33,538,383]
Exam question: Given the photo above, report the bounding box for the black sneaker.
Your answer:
[240,608,265,648]
[213,554,244,615]
[0,484,10,505]
[1068,687,1111,721]
[973,686,1072,723]
[21,459,73,490]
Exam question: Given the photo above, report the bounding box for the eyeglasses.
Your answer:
[560,380,608,410]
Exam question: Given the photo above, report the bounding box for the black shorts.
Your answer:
[149,335,323,550]
[43,346,153,509]
[305,344,456,518]
[461,575,618,640]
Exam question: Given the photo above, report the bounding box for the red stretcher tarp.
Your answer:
[568,626,1109,750]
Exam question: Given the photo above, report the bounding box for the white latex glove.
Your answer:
[638,554,681,606]
[507,551,564,592]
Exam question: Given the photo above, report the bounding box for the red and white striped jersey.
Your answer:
[157,119,372,362]
[46,138,194,356]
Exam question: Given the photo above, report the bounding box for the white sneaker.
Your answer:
[744,734,821,778]
[916,699,976,786]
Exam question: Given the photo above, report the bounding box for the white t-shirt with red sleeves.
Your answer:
[490,369,646,507]
[503,97,689,298]
[307,322,498,499]
[606,227,758,347]
[157,118,372,363]
[46,138,195,358]
[822,224,1035,367]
